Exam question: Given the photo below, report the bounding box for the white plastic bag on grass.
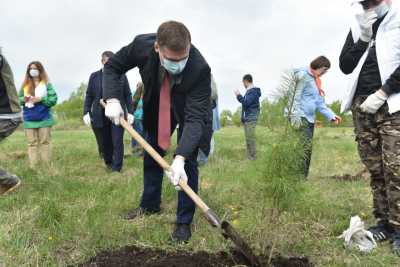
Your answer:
[338,216,377,252]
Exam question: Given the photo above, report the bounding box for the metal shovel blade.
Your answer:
[221,221,261,267]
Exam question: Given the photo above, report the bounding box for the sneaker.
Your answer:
[122,207,160,220]
[368,221,394,242]
[0,176,21,195]
[171,223,191,243]
[392,231,400,256]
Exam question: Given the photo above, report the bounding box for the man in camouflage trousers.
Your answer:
[0,50,22,195]
[340,0,400,255]
[352,96,400,233]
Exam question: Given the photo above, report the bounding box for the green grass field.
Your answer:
[0,126,399,267]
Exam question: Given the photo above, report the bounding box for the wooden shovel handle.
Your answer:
[100,99,210,213]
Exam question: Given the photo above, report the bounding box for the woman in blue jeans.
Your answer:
[131,82,144,156]
[289,56,342,178]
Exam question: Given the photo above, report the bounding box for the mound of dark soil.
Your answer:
[75,246,312,267]
[328,168,370,182]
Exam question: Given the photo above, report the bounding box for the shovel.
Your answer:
[100,100,261,266]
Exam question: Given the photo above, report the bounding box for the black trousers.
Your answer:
[91,126,104,157]
[298,118,315,178]
[139,128,199,224]
[92,121,125,172]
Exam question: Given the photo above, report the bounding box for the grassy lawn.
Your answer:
[0,126,399,266]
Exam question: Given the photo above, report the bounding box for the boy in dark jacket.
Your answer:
[234,74,261,160]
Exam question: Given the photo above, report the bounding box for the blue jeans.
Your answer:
[140,129,199,224]
[197,136,214,166]
[131,119,143,147]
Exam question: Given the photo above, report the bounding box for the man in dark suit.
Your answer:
[83,51,134,172]
[102,21,212,242]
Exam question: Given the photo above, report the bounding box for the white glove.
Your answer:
[356,10,378,42]
[338,216,377,253]
[105,98,123,125]
[83,113,91,126]
[25,101,34,108]
[165,156,188,190]
[127,114,134,125]
[360,90,388,114]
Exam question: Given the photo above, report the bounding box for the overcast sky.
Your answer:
[1,0,355,112]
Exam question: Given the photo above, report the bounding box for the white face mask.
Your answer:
[29,69,39,78]
[374,1,391,18]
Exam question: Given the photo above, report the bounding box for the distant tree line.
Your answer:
[54,82,353,128]
[54,83,87,120]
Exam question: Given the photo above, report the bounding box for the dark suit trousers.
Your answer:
[102,120,125,172]
[140,128,199,225]
[91,126,104,157]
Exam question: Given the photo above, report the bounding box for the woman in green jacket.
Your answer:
[19,61,57,168]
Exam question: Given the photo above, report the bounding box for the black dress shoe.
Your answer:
[122,207,160,220]
[171,223,191,243]
[392,231,400,256]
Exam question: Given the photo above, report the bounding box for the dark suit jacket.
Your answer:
[103,33,212,158]
[84,69,133,128]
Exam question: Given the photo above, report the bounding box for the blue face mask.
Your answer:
[161,56,189,75]
[374,1,390,18]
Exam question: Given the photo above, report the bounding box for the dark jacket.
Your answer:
[103,33,212,158]
[237,87,261,123]
[0,54,21,115]
[339,14,400,96]
[339,16,384,97]
[84,69,133,128]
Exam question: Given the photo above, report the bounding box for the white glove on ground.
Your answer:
[83,113,91,126]
[127,114,134,125]
[356,10,378,42]
[165,156,188,190]
[338,216,377,253]
[105,98,123,125]
[360,90,388,114]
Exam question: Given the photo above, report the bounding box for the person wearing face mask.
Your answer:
[83,51,133,172]
[102,21,213,242]
[0,50,22,195]
[339,0,400,255]
[234,74,261,161]
[18,61,57,168]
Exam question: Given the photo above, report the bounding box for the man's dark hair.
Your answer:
[156,21,191,52]
[310,56,331,70]
[102,51,114,58]
[243,74,253,83]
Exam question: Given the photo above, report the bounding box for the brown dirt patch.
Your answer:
[74,246,313,267]
[328,168,370,182]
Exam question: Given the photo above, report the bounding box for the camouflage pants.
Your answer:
[0,118,22,186]
[0,118,21,142]
[352,96,400,230]
[244,121,257,160]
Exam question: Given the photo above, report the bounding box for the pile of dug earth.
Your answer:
[75,245,313,267]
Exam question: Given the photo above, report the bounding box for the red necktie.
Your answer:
[158,73,171,150]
